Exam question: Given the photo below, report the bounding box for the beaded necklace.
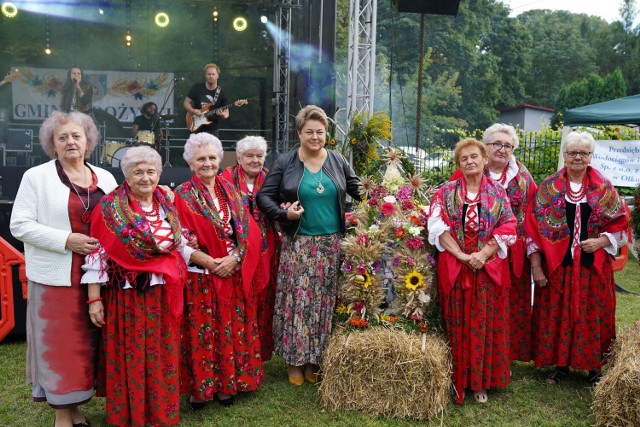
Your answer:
[213,180,230,223]
[464,191,480,204]
[498,166,508,185]
[566,175,588,203]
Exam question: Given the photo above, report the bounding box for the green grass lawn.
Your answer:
[1,260,638,427]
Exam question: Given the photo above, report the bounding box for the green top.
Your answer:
[298,166,341,235]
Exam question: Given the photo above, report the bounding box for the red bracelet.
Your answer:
[87,297,103,305]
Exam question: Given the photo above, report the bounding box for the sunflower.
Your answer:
[329,138,337,146]
[356,271,372,288]
[350,137,358,145]
[404,269,424,291]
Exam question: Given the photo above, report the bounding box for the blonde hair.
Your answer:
[295,105,328,132]
[453,138,487,167]
[203,63,221,74]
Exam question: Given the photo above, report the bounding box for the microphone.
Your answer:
[173,77,185,81]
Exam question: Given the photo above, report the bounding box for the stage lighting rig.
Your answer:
[233,16,248,32]
[155,12,169,27]
[1,2,18,18]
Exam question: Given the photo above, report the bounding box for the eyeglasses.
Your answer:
[487,142,514,152]
[565,151,591,158]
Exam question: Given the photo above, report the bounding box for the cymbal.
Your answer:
[160,114,177,120]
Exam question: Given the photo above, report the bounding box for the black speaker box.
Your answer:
[395,0,460,16]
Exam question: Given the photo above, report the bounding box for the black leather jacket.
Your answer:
[257,149,360,236]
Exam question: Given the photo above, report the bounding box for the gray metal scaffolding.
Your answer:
[273,0,301,156]
[346,0,377,124]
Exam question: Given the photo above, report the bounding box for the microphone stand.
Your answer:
[159,77,179,168]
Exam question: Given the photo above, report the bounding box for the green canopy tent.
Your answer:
[564,94,640,126]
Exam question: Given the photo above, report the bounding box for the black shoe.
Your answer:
[587,370,602,386]
[73,420,90,427]
[215,394,235,407]
[188,400,206,411]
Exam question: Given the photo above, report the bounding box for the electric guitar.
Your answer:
[0,69,21,88]
[186,99,248,132]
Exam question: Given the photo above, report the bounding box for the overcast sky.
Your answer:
[499,0,633,23]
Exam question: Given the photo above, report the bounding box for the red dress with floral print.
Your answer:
[174,176,263,399]
[431,176,516,404]
[221,165,280,361]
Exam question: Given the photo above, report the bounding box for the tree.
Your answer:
[551,69,627,128]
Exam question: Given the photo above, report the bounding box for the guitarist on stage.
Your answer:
[183,63,229,137]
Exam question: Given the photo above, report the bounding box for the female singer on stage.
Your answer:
[221,135,280,361]
[526,131,628,386]
[175,133,262,409]
[82,146,219,426]
[60,66,93,114]
[10,111,117,427]
[428,138,516,404]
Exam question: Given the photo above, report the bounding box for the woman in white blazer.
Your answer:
[10,111,117,427]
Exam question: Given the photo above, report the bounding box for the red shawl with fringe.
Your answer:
[451,160,537,278]
[431,174,516,297]
[525,166,628,277]
[89,182,186,318]
[173,174,260,303]
[221,165,279,293]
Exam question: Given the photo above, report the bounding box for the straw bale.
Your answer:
[593,320,640,427]
[319,327,451,420]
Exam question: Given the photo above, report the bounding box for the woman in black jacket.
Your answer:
[257,105,360,386]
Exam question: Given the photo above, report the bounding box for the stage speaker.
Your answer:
[6,129,33,152]
[395,0,460,16]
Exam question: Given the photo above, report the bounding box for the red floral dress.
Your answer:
[222,165,280,360]
[174,175,264,400]
[525,166,628,371]
[429,176,516,404]
[85,184,188,427]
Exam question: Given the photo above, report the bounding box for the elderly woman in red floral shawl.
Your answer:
[451,124,538,362]
[81,146,219,427]
[428,138,516,404]
[221,135,280,361]
[525,131,628,386]
[175,132,262,410]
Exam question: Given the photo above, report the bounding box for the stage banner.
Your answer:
[591,139,640,187]
[10,67,175,123]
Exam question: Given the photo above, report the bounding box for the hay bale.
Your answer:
[319,327,451,420]
[593,320,640,426]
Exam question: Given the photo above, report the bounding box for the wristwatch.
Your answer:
[233,253,241,264]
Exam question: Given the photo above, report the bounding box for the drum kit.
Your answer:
[99,114,177,167]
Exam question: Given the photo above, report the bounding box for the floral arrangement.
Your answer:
[336,149,438,334]
[327,110,392,176]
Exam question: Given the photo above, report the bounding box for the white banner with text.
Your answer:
[591,139,640,187]
[11,67,175,123]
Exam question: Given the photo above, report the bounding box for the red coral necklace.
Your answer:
[566,175,587,203]
[499,166,508,185]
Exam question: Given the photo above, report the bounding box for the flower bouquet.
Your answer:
[336,148,439,334]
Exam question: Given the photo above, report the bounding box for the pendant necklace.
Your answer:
[307,168,325,194]
[70,167,91,224]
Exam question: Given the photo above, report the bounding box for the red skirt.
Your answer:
[532,260,616,371]
[180,271,263,399]
[97,284,180,427]
[255,272,277,361]
[440,267,511,404]
[509,256,533,362]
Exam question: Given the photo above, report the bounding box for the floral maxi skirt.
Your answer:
[272,233,341,366]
